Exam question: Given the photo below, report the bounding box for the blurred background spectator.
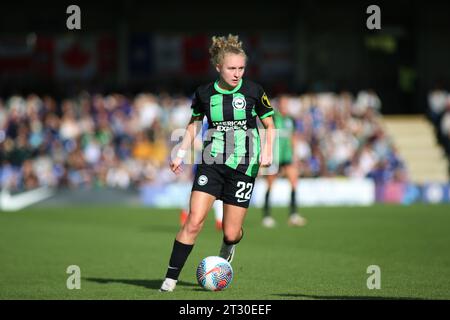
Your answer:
[0,0,449,197]
[0,90,410,193]
[427,88,450,174]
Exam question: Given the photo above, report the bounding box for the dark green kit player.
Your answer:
[160,34,275,292]
[262,95,307,228]
[190,78,274,205]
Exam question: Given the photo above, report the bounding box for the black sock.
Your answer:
[290,189,297,215]
[264,189,271,217]
[165,239,194,280]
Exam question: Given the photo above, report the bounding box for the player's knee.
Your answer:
[183,218,204,236]
[223,228,243,245]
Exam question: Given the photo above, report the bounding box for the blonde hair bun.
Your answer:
[209,34,247,66]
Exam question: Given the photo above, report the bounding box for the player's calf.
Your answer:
[219,228,243,263]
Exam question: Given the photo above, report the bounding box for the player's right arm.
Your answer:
[170,115,203,174]
[171,89,204,174]
[291,118,299,165]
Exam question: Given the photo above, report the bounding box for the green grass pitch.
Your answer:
[1,204,449,300]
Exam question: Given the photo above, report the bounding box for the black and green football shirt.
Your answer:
[190,78,274,178]
[273,110,295,164]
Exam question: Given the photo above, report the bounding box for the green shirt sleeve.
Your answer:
[191,90,204,117]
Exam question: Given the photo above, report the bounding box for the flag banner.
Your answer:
[0,35,34,74]
[97,34,117,77]
[128,33,152,77]
[32,36,54,77]
[153,33,183,75]
[183,34,209,75]
[55,35,97,80]
[259,33,293,78]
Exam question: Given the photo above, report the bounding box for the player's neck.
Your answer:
[217,79,239,91]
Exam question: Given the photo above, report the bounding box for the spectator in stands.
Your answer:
[0,89,407,192]
[440,104,450,157]
[428,86,448,146]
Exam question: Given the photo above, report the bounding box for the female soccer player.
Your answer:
[262,95,307,228]
[160,34,275,292]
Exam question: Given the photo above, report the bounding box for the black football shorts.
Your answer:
[191,164,256,208]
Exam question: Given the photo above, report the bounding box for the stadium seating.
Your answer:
[382,115,448,183]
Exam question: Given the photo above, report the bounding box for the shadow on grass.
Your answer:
[274,293,426,300]
[85,277,197,290]
[140,225,180,233]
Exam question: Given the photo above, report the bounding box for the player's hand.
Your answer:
[259,152,272,167]
[170,157,184,175]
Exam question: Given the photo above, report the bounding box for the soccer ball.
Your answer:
[196,256,233,291]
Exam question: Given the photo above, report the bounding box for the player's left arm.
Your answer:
[254,86,275,167]
[291,118,299,164]
[260,116,275,167]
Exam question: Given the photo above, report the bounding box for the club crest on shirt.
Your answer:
[198,175,208,186]
[262,93,272,109]
[232,96,246,110]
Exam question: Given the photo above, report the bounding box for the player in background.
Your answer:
[262,95,307,228]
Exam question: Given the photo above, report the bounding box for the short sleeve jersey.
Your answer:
[273,110,295,164]
[190,78,274,177]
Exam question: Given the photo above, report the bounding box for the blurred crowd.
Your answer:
[274,90,406,185]
[0,89,407,192]
[428,88,450,165]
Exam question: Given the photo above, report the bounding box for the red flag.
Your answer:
[32,36,54,77]
[0,36,33,73]
[183,35,209,75]
[97,35,117,76]
[55,36,96,79]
